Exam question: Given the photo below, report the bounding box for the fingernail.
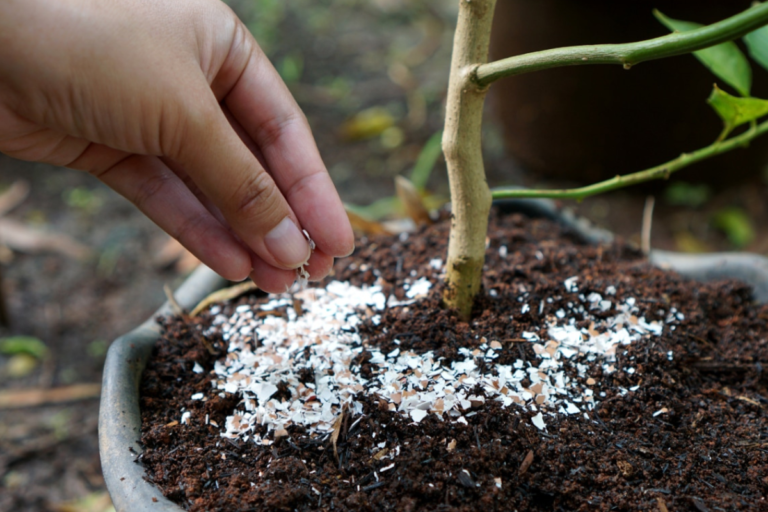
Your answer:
[264,217,311,268]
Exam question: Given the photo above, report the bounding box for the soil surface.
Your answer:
[140,211,768,511]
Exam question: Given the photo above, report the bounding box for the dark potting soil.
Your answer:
[139,211,768,511]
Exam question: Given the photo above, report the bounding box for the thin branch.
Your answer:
[0,383,101,409]
[641,196,655,256]
[492,119,768,201]
[475,2,768,86]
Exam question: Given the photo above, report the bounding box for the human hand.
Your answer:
[0,0,354,292]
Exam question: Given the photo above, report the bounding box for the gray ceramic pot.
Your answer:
[98,201,768,511]
[99,265,225,512]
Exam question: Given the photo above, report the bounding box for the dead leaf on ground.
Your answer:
[736,395,762,407]
[52,491,114,512]
[0,383,101,409]
[519,450,534,475]
[331,411,344,460]
[674,230,711,253]
[0,218,91,260]
[0,181,30,216]
[0,181,91,260]
[395,175,432,226]
[163,284,184,316]
[345,208,392,236]
[372,447,389,460]
[4,353,39,378]
[339,107,395,141]
[617,460,634,477]
[190,281,259,317]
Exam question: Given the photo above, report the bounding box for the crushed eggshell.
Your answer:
[192,275,678,446]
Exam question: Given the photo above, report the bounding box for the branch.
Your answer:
[475,2,768,86]
[492,119,768,201]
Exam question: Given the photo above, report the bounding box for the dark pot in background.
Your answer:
[489,0,768,185]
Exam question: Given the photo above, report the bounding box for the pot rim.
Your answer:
[98,201,768,511]
[99,265,225,512]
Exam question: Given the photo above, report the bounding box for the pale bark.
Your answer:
[442,0,496,321]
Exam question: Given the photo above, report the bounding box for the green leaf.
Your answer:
[744,25,768,72]
[712,206,755,248]
[344,197,401,221]
[6,354,39,378]
[87,340,109,359]
[674,231,711,253]
[63,187,103,214]
[278,53,303,84]
[654,10,752,97]
[653,10,701,33]
[409,131,443,191]
[663,181,711,207]
[707,84,768,138]
[340,107,396,141]
[0,336,48,359]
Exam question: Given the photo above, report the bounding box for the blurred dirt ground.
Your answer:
[1,1,768,511]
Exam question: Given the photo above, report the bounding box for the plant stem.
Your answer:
[442,0,496,322]
[474,2,768,86]
[492,120,768,201]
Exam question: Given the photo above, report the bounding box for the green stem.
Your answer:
[492,120,768,201]
[475,2,768,86]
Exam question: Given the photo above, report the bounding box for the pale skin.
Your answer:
[0,0,355,293]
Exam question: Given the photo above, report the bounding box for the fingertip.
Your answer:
[303,205,356,258]
[338,230,356,258]
[216,262,252,283]
[304,249,334,282]
[249,253,297,293]
[248,248,335,292]
[324,216,356,258]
